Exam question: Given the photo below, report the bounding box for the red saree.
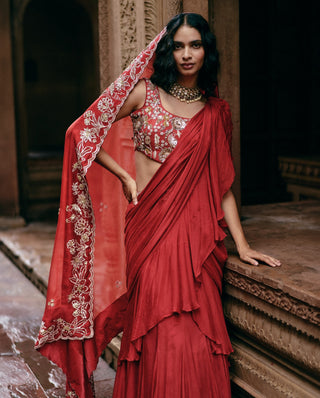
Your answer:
[35,27,235,397]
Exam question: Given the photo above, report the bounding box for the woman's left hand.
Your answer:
[238,246,281,267]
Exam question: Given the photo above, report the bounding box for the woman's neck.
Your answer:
[176,75,198,88]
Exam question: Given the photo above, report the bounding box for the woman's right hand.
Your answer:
[121,175,138,205]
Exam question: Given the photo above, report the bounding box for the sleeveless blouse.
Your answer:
[130,79,190,163]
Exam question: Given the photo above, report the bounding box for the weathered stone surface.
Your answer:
[0,357,48,398]
[226,200,320,307]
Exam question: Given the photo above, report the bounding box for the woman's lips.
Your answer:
[181,63,194,69]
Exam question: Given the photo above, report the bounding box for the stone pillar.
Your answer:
[98,0,147,90]
[0,0,20,216]
[98,0,183,90]
[98,0,142,89]
[210,0,241,206]
[144,0,183,43]
[183,0,208,19]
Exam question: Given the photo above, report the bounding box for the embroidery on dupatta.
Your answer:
[36,29,166,348]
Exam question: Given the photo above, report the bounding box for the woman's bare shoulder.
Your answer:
[132,79,147,110]
[115,79,146,121]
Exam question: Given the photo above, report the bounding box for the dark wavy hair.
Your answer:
[150,13,219,98]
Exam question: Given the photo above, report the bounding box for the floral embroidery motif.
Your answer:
[131,80,189,163]
[66,391,78,397]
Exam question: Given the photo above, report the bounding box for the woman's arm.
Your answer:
[221,189,281,267]
[94,80,146,205]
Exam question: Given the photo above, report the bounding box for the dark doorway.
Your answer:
[14,0,99,220]
[240,0,320,204]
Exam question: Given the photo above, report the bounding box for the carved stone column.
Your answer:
[98,0,183,90]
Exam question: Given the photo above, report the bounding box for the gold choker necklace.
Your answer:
[169,83,202,104]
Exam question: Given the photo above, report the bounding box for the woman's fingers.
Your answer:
[132,190,138,205]
[240,249,281,267]
[241,255,259,266]
[122,177,138,205]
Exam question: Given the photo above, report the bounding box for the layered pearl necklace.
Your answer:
[169,82,202,104]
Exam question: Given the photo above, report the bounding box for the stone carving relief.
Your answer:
[98,0,110,90]
[144,1,160,44]
[224,296,320,375]
[230,345,316,398]
[120,0,138,69]
[224,269,320,327]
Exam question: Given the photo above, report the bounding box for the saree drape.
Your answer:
[112,98,235,397]
[35,27,235,397]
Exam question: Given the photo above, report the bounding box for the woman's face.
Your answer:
[173,25,205,81]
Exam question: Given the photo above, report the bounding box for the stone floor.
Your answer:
[0,250,115,397]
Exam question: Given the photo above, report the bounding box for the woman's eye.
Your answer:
[174,44,182,50]
[192,43,202,49]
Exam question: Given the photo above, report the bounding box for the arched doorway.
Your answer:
[12,0,99,220]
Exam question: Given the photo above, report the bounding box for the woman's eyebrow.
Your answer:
[173,40,202,45]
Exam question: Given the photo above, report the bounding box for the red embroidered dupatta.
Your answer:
[35,31,165,397]
[35,27,234,397]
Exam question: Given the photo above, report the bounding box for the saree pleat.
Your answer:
[111,98,234,397]
[113,314,231,398]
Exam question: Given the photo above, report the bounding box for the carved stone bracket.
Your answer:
[224,295,320,375]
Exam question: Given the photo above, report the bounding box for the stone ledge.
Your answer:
[224,200,320,397]
[225,263,320,330]
[225,200,320,307]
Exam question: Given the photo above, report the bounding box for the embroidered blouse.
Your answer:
[130,79,190,163]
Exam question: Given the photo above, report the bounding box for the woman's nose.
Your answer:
[182,47,191,59]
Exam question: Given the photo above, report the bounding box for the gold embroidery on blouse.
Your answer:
[131,80,189,163]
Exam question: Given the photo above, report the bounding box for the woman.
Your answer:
[36,13,280,398]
